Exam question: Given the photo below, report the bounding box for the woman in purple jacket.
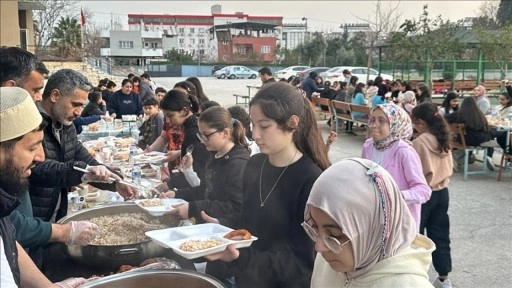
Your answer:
[361,104,430,231]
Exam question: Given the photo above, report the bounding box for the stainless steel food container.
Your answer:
[80,269,226,288]
[57,203,178,268]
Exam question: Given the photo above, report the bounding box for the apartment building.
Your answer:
[0,0,45,52]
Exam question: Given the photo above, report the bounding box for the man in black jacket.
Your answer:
[0,87,86,287]
[29,69,137,224]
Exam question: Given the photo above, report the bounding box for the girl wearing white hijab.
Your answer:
[305,158,435,287]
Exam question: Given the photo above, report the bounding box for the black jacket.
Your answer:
[180,144,249,228]
[29,107,116,222]
[81,101,106,117]
[0,188,21,286]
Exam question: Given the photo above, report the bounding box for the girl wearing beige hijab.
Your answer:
[305,158,435,287]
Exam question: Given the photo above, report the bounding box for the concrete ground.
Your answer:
[155,77,512,287]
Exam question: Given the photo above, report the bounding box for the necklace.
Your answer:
[259,149,298,207]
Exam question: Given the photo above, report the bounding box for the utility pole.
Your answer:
[302,17,310,66]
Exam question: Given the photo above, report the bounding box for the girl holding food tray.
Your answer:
[200,82,331,288]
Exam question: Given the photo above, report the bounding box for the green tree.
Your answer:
[475,24,512,78]
[52,16,82,58]
[388,5,463,85]
[34,0,79,49]
[496,0,512,27]
[163,48,194,63]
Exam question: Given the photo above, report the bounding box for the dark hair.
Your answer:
[127,73,135,79]
[249,82,331,170]
[499,92,512,109]
[140,73,150,80]
[186,77,209,104]
[121,79,133,87]
[291,77,301,86]
[88,87,102,103]
[228,105,252,140]
[279,78,288,82]
[132,76,141,84]
[315,76,323,84]
[199,106,249,152]
[42,69,92,100]
[367,79,374,86]
[324,81,331,89]
[258,67,272,76]
[374,76,383,86]
[174,81,197,96]
[0,120,47,152]
[339,81,348,89]
[155,87,166,94]
[349,75,358,86]
[143,97,159,107]
[309,71,318,78]
[160,89,199,114]
[106,81,117,89]
[287,76,296,83]
[353,82,365,97]
[411,103,451,153]
[417,84,431,103]
[441,91,459,113]
[199,100,220,113]
[0,47,49,86]
[342,69,351,75]
[457,96,489,132]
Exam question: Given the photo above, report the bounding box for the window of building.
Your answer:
[190,28,195,34]
[222,40,229,45]
[179,27,185,34]
[190,39,195,44]
[199,28,205,34]
[179,39,184,44]
[261,45,270,54]
[179,49,185,54]
[151,43,158,48]
[119,41,133,49]
[199,39,205,44]
[237,46,247,54]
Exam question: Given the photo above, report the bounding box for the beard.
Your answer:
[0,154,29,198]
[51,101,73,125]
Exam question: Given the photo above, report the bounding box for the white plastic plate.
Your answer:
[132,152,167,163]
[134,198,186,216]
[145,223,258,259]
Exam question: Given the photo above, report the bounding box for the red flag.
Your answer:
[81,8,86,26]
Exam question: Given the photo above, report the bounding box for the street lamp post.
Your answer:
[302,17,310,66]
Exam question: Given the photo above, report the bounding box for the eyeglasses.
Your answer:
[196,130,221,142]
[301,222,350,254]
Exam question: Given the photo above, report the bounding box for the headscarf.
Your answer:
[372,103,413,150]
[305,158,417,280]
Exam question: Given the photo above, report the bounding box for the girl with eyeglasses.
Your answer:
[362,104,431,231]
[306,158,435,287]
[157,88,210,190]
[202,82,330,288]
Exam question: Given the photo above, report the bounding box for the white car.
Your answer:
[325,66,394,83]
[214,66,230,79]
[275,66,310,80]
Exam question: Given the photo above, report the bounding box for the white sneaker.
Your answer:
[433,278,452,288]
[486,156,496,171]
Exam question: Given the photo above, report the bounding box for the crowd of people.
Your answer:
[1,46,511,288]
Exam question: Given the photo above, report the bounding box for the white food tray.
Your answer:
[131,152,167,163]
[134,198,186,216]
[145,223,258,259]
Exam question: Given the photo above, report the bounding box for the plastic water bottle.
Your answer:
[131,125,140,141]
[491,107,498,119]
[129,144,137,163]
[131,162,141,184]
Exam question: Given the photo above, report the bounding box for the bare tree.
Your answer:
[352,0,402,82]
[33,0,79,49]
[477,0,500,20]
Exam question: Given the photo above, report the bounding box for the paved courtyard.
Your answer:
[155,77,512,287]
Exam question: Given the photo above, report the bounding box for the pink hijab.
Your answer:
[372,103,413,150]
[305,158,417,280]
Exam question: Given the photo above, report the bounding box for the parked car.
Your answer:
[325,66,394,83]
[222,66,258,79]
[211,65,227,76]
[214,66,230,79]
[296,67,331,81]
[276,66,310,80]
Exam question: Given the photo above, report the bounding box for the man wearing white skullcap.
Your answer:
[0,87,86,287]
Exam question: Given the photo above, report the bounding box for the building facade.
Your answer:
[0,0,44,52]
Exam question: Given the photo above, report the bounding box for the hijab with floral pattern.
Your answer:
[305,158,417,280]
[372,103,413,150]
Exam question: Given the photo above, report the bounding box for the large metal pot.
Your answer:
[57,203,178,269]
[81,269,226,288]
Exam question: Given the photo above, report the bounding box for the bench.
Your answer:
[330,101,370,133]
[233,94,250,107]
[310,97,332,120]
[449,123,491,181]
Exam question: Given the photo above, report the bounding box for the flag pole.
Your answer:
[81,7,85,69]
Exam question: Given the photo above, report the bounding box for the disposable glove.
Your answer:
[67,221,99,246]
[53,277,87,288]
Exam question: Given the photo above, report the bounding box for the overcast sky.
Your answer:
[82,0,486,31]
